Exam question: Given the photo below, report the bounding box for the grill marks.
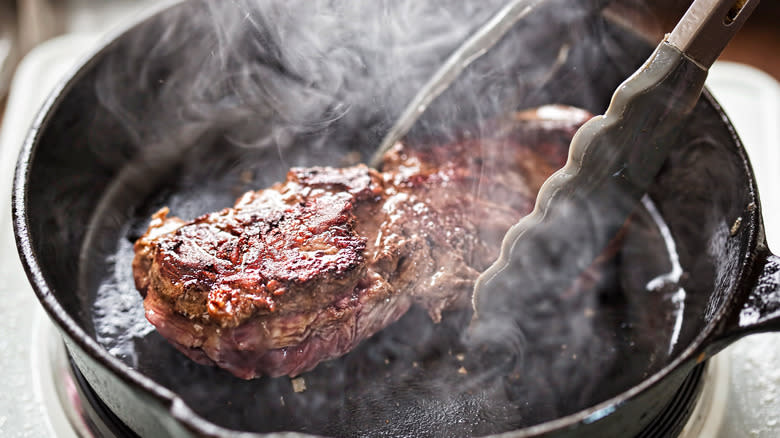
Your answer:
[132,104,591,378]
[139,172,372,322]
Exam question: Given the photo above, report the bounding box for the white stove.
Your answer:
[1,17,779,438]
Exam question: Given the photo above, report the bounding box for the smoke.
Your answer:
[92,0,629,170]
[94,0,510,166]
[85,0,701,435]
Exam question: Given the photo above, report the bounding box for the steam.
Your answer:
[95,0,510,165]
[85,0,700,435]
[92,0,629,170]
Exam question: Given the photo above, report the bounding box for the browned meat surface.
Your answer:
[133,105,592,379]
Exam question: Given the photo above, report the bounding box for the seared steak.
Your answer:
[133,105,592,379]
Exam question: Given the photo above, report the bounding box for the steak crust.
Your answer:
[132,105,592,378]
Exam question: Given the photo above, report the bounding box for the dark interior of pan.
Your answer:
[22,0,752,436]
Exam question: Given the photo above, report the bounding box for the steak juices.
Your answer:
[132,105,591,379]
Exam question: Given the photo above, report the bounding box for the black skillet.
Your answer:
[12,0,780,436]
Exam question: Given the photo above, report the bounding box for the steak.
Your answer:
[133,105,592,379]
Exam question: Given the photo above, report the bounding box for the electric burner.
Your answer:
[63,346,708,438]
[637,365,705,438]
[67,358,140,438]
[35,316,139,438]
[38,295,708,438]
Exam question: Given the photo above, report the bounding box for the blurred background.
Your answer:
[1,0,779,116]
[1,0,779,125]
[607,0,780,79]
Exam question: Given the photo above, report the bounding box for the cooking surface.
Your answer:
[24,7,702,431]
[0,4,779,437]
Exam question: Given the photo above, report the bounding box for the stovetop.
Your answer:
[1,17,779,438]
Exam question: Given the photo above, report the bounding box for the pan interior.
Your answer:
[80,138,679,436]
[21,1,754,436]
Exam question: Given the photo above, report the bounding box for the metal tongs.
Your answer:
[470,0,758,321]
[374,0,758,328]
[368,0,552,167]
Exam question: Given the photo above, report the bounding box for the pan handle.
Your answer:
[709,249,780,352]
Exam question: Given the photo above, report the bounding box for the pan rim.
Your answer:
[10,3,764,437]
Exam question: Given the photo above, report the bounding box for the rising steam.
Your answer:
[87,0,698,435]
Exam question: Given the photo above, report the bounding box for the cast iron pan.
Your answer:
[12,0,780,436]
